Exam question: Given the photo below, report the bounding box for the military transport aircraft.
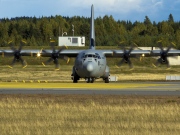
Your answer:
[2,5,180,83]
[40,5,151,83]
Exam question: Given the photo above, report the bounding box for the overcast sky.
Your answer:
[0,0,180,22]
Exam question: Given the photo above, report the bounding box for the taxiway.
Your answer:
[0,82,179,95]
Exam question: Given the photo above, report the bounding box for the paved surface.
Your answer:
[0,82,179,96]
[0,89,180,96]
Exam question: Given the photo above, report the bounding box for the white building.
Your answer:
[58,36,85,47]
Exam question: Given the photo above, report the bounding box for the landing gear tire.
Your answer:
[104,78,109,83]
[86,78,95,83]
[91,78,95,83]
[73,72,79,83]
[73,77,78,83]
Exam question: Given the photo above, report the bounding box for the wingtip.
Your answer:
[42,62,46,66]
[67,58,70,64]
[152,63,157,68]
[8,41,13,44]
[21,40,27,44]
[23,65,27,68]
[129,67,134,71]
[115,65,120,68]
[55,68,60,71]
[157,40,162,43]
[64,45,68,49]
[8,65,13,69]
[171,42,176,47]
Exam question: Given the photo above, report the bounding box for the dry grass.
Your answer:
[0,65,72,82]
[0,95,180,135]
[0,65,180,82]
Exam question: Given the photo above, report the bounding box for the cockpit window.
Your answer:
[95,53,101,59]
[88,54,93,57]
[82,53,101,59]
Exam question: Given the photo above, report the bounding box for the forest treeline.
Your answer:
[0,14,180,49]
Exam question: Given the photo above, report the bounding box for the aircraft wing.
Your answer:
[99,50,114,57]
[113,50,151,57]
[0,50,4,53]
[3,49,41,57]
[151,50,180,56]
[40,49,84,57]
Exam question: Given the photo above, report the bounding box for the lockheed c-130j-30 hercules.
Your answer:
[2,5,180,83]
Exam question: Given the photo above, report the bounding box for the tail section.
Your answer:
[89,5,95,50]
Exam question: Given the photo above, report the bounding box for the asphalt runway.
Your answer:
[0,82,179,95]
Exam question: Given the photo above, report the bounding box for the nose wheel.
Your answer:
[86,78,95,83]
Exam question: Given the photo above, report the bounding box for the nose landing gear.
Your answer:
[86,78,95,83]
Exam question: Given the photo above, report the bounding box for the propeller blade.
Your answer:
[18,40,26,52]
[118,59,125,67]
[19,57,24,65]
[57,45,68,54]
[153,58,161,68]
[57,48,64,54]
[159,45,164,51]
[19,57,27,68]
[54,59,60,70]
[164,57,170,68]
[42,41,68,69]
[42,50,48,53]
[8,41,16,51]
[8,41,27,67]
[128,43,135,54]
[154,41,172,68]
[117,43,135,69]
[128,46,134,54]
[63,56,70,64]
[127,59,133,69]
[166,46,171,54]
[11,58,16,67]
[45,57,53,65]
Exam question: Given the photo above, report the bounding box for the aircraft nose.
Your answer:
[87,63,94,72]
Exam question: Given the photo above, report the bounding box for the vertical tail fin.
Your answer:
[89,5,95,50]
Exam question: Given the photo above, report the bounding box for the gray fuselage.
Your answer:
[74,49,108,79]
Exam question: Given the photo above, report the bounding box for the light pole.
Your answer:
[72,24,74,36]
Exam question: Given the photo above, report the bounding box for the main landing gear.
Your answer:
[104,77,109,83]
[71,71,79,83]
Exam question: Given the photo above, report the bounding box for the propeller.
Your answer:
[152,41,172,68]
[8,40,27,68]
[42,40,70,70]
[116,42,135,69]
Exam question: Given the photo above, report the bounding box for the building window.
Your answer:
[72,38,78,44]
